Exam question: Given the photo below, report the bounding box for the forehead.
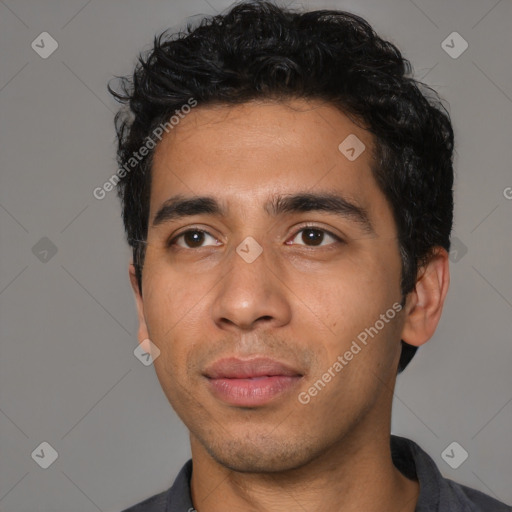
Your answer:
[149,99,388,225]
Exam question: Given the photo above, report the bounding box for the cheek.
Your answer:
[291,243,402,363]
[141,265,206,356]
[141,271,205,403]
[345,238,402,306]
[143,247,216,318]
[302,243,399,318]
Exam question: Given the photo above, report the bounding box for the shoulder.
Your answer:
[390,435,511,511]
[440,478,512,512]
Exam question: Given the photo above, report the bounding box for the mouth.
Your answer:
[203,357,304,407]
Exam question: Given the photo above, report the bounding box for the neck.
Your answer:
[189,395,419,512]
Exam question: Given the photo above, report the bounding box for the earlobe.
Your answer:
[400,248,450,347]
[129,263,150,344]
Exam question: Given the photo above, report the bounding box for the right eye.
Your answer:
[168,229,222,249]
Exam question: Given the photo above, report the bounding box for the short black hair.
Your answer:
[109,0,454,373]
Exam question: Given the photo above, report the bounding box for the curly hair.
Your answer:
[109,0,454,373]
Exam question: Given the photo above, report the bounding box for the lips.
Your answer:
[203,357,303,407]
[204,357,302,379]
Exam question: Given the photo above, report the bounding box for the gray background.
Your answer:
[0,0,511,510]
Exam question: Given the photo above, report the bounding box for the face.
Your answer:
[133,99,407,472]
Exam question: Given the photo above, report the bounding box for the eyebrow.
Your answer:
[152,192,375,234]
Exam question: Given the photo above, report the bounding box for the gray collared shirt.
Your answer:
[121,435,511,511]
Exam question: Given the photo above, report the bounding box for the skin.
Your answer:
[129,98,450,512]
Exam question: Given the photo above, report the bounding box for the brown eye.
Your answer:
[170,230,221,249]
[288,227,340,247]
[301,228,325,246]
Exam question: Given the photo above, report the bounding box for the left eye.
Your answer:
[287,227,340,247]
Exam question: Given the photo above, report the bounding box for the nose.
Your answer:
[211,241,292,332]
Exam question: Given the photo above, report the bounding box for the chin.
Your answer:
[203,434,317,474]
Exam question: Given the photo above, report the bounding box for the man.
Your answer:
[109,1,511,511]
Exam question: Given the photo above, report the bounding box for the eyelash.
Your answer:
[166,224,344,249]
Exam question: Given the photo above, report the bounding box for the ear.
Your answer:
[400,247,450,347]
[129,263,150,344]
